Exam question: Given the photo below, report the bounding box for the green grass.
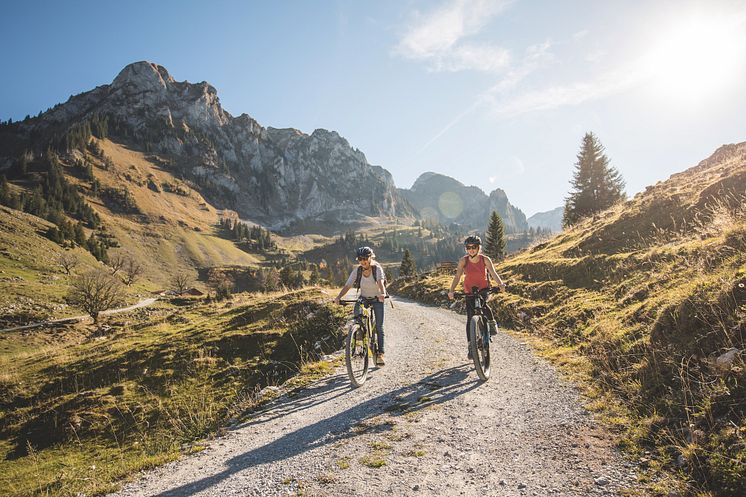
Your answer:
[359,453,387,468]
[0,288,347,497]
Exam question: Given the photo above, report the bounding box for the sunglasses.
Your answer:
[466,244,479,250]
[357,256,370,261]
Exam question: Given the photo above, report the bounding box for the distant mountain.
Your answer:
[527,206,563,232]
[398,172,528,233]
[0,61,414,229]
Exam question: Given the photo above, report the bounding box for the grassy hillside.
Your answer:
[391,143,746,496]
[0,287,346,497]
[0,205,110,326]
[85,140,262,283]
[0,138,281,325]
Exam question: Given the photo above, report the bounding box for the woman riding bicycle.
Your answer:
[334,246,388,366]
[447,235,506,359]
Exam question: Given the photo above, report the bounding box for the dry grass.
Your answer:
[0,288,348,497]
[389,144,746,497]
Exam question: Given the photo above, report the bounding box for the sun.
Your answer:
[644,14,746,102]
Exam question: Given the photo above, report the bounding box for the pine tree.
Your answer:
[308,265,321,286]
[563,132,626,227]
[399,249,416,277]
[279,266,294,288]
[483,211,506,261]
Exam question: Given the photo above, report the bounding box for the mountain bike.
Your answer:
[453,287,501,381]
[339,296,388,387]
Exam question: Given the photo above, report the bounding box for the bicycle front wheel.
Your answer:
[345,323,369,387]
[469,316,491,381]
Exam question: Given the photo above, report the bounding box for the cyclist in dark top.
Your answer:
[334,246,388,365]
[447,235,506,359]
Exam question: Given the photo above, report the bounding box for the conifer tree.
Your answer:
[563,132,626,227]
[399,249,416,277]
[483,211,506,261]
[308,265,321,286]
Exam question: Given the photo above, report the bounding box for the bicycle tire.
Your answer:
[345,323,369,387]
[469,315,491,380]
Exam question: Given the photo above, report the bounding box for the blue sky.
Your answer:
[2,0,746,216]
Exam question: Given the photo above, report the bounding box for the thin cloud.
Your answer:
[490,65,645,117]
[487,5,746,118]
[572,29,589,40]
[418,41,553,152]
[418,98,483,154]
[395,0,513,73]
[431,43,510,72]
[488,40,553,94]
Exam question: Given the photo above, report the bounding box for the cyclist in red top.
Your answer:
[448,235,506,359]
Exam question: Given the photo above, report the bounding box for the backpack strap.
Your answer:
[354,263,378,289]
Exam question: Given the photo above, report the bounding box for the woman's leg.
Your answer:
[465,296,475,342]
[372,301,385,353]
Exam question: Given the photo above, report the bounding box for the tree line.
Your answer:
[0,150,113,262]
[218,217,275,251]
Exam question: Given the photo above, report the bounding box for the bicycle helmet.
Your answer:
[356,246,374,258]
[464,235,481,246]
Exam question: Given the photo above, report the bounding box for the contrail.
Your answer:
[418,98,482,154]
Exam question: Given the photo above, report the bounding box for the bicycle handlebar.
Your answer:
[338,295,391,305]
[452,287,504,298]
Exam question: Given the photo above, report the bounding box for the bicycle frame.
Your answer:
[350,297,379,352]
[339,296,385,387]
[454,286,499,381]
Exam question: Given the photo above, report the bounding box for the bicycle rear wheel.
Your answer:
[469,316,491,381]
[345,323,369,387]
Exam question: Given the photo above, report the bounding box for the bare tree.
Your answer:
[68,270,125,323]
[171,272,193,295]
[122,256,143,286]
[58,251,80,275]
[109,252,126,275]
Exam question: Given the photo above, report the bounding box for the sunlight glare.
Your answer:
[645,15,746,102]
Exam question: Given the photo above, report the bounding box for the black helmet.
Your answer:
[356,246,374,258]
[464,235,481,246]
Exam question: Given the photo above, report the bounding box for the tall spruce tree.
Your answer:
[399,249,416,277]
[483,211,506,261]
[563,132,626,227]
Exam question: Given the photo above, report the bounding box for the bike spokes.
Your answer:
[469,316,491,381]
[345,323,369,387]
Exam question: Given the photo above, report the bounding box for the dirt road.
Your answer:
[111,298,638,496]
[0,297,158,333]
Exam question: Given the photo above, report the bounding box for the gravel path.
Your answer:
[111,298,639,497]
[0,297,158,333]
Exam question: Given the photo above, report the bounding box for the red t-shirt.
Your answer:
[463,255,488,294]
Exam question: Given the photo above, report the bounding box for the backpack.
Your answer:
[354,263,380,289]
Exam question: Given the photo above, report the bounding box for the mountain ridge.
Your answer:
[2,61,414,229]
[2,61,537,233]
[399,171,528,232]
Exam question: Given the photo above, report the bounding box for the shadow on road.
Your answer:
[151,365,480,497]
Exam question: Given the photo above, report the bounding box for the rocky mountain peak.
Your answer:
[112,61,175,93]
[0,61,413,228]
[399,172,528,233]
[489,188,507,201]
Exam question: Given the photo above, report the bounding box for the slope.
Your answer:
[391,142,746,496]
